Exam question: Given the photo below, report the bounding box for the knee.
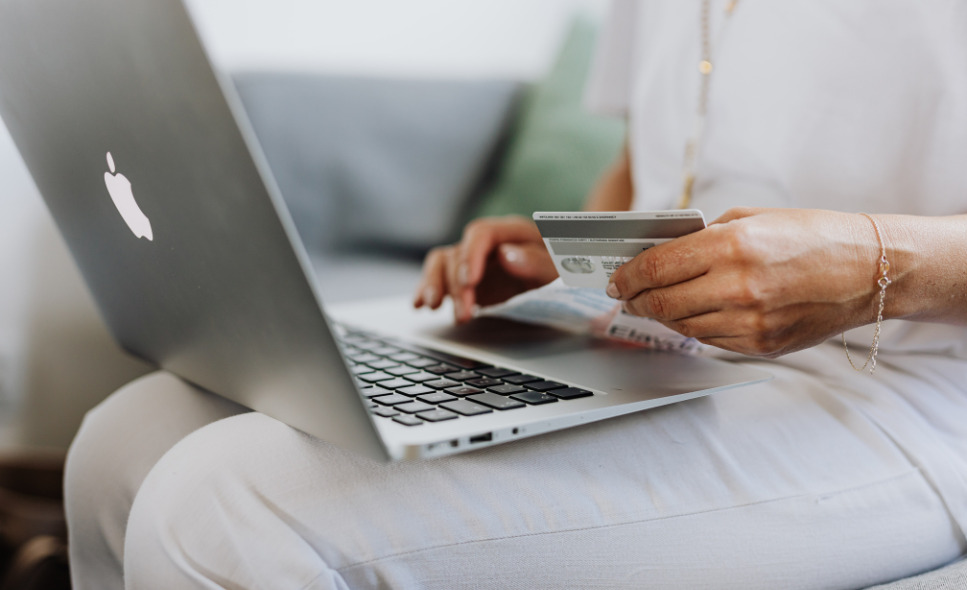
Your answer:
[64,371,182,588]
[65,371,248,588]
[65,373,171,535]
[123,413,345,589]
[65,372,234,526]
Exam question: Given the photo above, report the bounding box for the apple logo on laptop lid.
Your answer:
[103,151,153,241]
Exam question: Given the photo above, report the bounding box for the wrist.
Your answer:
[874,214,932,321]
[870,213,967,324]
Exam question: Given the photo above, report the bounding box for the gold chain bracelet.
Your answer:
[843,213,892,374]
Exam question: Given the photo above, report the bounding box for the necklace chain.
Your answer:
[678,0,739,209]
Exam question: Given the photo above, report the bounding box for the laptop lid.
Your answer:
[0,0,390,460]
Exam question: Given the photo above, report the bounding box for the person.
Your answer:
[65,1,967,589]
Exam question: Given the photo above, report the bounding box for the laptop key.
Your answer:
[510,391,558,405]
[467,392,525,410]
[386,365,418,376]
[380,378,415,390]
[372,407,400,418]
[405,371,438,383]
[350,365,376,375]
[373,393,411,406]
[393,343,487,369]
[416,409,459,422]
[424,378,460,390]
[417,391,457,404]
[395,401,436,414]
[357,371,394,383]
[389,352,420,362]
[475,367,518,378]
[355,340,388,352]
[466,377,503,388]
[359,386,392,398]
[372,345,402,356]
[443,370,478,382]
[549,387,594,400]
[503,374,541,385]
[399,385,435,397]
[405,357,438,369]
[368,359,398,370]
[527,380,566,392]
[488,384,526,396]
[339,335,368,346]
[346,352,380,364]
[440,400,492,416]
[424,363,458,375]
[445,386,483,397]
[393,414,423,427]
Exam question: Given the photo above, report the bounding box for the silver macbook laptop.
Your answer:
[0,0,770,461]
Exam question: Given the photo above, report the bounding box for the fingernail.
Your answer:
[502,246,522,265]
[457,263,470,286]
[422,286,437,307]
[606,282,620,299]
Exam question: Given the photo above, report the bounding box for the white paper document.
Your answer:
[478,279,715,356]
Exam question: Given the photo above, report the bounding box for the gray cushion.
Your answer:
[231,72,520,254]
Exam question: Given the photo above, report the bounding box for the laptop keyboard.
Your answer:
[338,329,593,427]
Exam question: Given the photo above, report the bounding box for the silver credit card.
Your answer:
[533,210,706,288]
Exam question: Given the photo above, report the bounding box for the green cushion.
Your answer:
[471,16,626,220]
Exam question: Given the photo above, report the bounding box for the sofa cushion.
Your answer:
[471,16,626,220]
[232,73,520,254]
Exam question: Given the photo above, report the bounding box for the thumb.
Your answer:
[496,243,557,284]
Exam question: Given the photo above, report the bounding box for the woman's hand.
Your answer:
[413,215,558,323]
[607,207,884,357]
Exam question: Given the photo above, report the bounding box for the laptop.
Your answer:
[0,0,770,461]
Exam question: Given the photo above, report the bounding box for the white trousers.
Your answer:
[65,343,967,589]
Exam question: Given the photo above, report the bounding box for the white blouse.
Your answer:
[586,0,967,359]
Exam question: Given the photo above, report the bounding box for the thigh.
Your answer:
[124,348,967,590]
[65,371,249,590]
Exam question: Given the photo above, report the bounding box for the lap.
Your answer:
[116,344,967,589]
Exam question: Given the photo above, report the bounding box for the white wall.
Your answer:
[186,0,607,78]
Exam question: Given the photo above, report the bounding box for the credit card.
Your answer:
[533,210,706,288]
